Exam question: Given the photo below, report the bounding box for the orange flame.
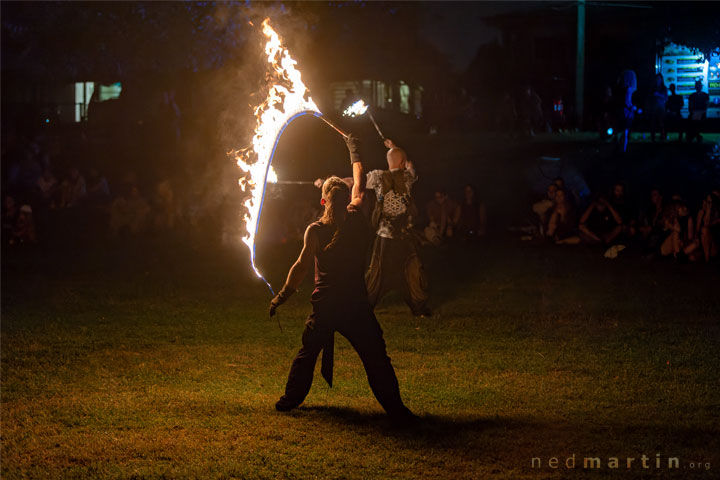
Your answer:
[235,18,319,288]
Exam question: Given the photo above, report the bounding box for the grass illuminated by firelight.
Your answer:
[2,238,719,479]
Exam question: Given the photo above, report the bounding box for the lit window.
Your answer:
[399,82,410,114]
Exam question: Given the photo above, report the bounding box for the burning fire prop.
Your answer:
[342,99,385,140]
[234,19,347,292]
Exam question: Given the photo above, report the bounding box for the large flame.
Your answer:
[235,18,320,290]
[342,100,368,117]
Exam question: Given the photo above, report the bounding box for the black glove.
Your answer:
[269,284,296,317]
[344,134,361,164]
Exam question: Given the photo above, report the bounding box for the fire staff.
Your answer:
[269,134,415,422]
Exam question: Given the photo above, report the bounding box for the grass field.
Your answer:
[2,238,719,479]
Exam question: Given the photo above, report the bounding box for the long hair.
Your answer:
[319,176,350,251]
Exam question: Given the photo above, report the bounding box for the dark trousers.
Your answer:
[687,118,704,142]
[280,305,409,416]
[366,235,430,316]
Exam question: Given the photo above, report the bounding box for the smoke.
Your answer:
[177,2,316,241]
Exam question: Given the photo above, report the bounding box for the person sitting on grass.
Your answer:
[268,134,416,423]
[579,196,622,245]
[532,183,557,236]
[661,201,700,261]
[609,182,635,239]
[456,184,486,240]
[639,188,666,255]
[9,204,36,246]
[696,192,720,263]
[547,189,579,244]
[426,188,460,242]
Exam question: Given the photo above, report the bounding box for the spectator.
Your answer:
[456,184,486,240]
[609,182,633,236]
[661,201,700,261]
[579,196,622,245]
[86,168,111,205]
[666,83,684,141]
[647,73,668,142]
[36,168,59,206]
[532,183,558,236]
[554,176,577,209]
[617,70,640,152]
[2,195,19,243]
[696,192,720,262]
[639,188,666,254]
[425,188,459,243]
[110,185,150,236]
[9,205,36,245]
[547,189,579,244]
[60,167,87,208]
[152,179,177,231]
[520,86,544,137]
[687,80,709,143]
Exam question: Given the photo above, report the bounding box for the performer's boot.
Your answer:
[275,395,302,412]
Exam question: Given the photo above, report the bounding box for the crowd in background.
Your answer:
[530,177,720,263]
[423,184,486,245]
[1,131,229,249]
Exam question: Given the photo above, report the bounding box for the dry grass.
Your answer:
[2,239,719,479]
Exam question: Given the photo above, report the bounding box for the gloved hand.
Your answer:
[344,134,361,164]
[269,284,296,317]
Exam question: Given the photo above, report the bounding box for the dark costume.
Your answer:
[687,89,710,142]
[666,90,684,140]
[365,168,430,316]
[277,205,411,416]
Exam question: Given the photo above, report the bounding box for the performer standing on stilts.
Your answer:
[365,139,431,317]
[270,134,415,422]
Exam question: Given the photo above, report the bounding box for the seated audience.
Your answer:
[639,188,665,253]
[547,189,579,244]
[579,196,623,245]
[425,188,460,244]
[661,201,700,261]
[36,168,59,206]
[532,183,557,235]
[9,204,36,245]
[60,167,87,208]
[609,182,634,237]
[696,192,720,262]
[456,184,486,240]
[110,185,151,236]
[86,168,111,205]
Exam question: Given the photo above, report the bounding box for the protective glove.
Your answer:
[344,134,361,164]
[269,284,296,317]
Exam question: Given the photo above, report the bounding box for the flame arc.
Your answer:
[244,110,318,293]
[236,19,321,294]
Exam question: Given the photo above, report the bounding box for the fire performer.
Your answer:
[269,134,415,421]
[365,139,431,317]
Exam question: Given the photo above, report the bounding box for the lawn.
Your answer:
[1,238,719,479]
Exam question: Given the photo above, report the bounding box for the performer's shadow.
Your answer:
[292,405,515,444]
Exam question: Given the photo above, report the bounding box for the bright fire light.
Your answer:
[342,100,369,117]
[235,18,320,290]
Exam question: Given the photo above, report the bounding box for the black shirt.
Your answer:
[310,205,372,309]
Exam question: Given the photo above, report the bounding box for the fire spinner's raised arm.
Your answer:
[346,134,365,208]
